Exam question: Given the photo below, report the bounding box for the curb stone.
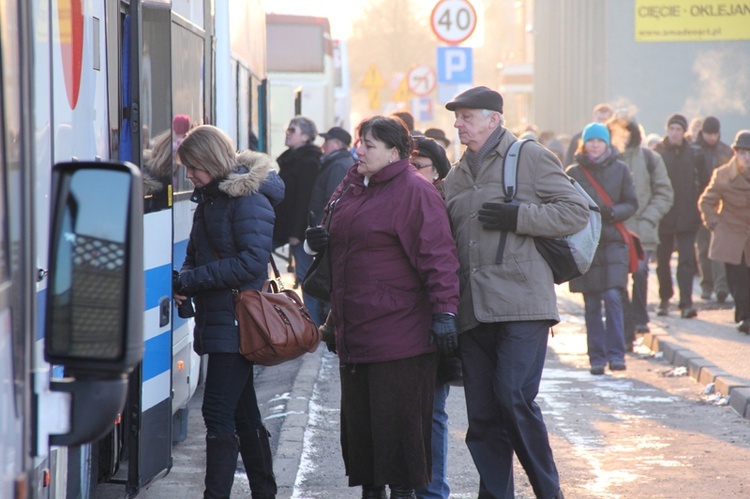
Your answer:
[275,347,323,497]
[643,326,750,422]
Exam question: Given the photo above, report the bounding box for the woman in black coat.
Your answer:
[174,125,285,499]
[566,123,638,375]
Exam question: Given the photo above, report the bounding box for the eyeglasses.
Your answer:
[410,159,433,170]
[287,127,299,134]
[736,149,750,157]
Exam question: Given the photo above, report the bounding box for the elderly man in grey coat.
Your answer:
[443,86,589,499]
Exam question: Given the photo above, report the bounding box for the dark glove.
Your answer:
[600,206,615,223]
[319,311,336,353]
[305,211,329,253]
[478,202,519,231]
[172,271,195,318]
[172,270,190,296]
[429,313,458,354]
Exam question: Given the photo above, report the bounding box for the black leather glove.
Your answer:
[429,313,458,354]
[478,202,519,231]
[319,311,336,353]
[172,271,194,318]
[305,211,329,253]
[600,206,615,223]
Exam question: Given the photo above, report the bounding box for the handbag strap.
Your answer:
[579,166,631,245]
[321,182,351,230]
[200,207,283,289]
[579,167,613,207]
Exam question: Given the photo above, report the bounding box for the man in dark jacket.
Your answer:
[654,113,711,318]
[308,126,355,224]
[694,116,734,303]
[273,115,323,324]
[306,126,355,322]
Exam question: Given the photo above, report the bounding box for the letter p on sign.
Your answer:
[437,46,473,84]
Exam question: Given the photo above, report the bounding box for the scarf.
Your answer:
[466,127,506,178]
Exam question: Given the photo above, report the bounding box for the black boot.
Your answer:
[238,427,277,499]
[204,433,240,499]
[389,485,416,498]
[361,484,386,498]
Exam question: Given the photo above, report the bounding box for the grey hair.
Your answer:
[479,109,505,126]
[290,115,318,143]
[176,125,237,180]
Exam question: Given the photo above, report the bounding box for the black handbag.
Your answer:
[302,185,348,302]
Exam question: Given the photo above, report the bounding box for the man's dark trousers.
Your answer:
[656,230,698,309]
[460,320,560,499]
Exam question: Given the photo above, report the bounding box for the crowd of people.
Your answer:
[170,86,749,498]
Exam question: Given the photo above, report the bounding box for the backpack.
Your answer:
[502,139,602,284]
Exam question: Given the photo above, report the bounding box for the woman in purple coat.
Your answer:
[306,116,460,498]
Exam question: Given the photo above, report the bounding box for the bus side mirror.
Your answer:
[45,161,144,375]
[44,161,144,446]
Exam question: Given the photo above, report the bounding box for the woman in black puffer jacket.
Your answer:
[174,125,284,499]
[566,123,638,376]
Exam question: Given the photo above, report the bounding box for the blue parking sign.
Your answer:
[437,47,473,84]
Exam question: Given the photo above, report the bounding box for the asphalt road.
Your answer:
[98,263,750,498]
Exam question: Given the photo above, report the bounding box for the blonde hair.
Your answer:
[176,125,236,180]
[144,129,173,178]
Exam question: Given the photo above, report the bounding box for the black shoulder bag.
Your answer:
[301,184,349,301]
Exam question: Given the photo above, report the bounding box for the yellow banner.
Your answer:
[635,1,750,41]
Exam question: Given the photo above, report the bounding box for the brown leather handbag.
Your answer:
[235,256,321,366]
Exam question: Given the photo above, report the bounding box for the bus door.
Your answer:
[0,2,32,497]
[171,7,208,419]
[119,1,175,494]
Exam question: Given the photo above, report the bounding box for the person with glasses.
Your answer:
[410,135,460,499]
[273,115,324,324]
[699,130,750,334]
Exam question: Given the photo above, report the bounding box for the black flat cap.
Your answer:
[445,86,503,113]
[424,128,450,147]
[320,126,352,146]
[414,136,451,180]
[732,130,750,150]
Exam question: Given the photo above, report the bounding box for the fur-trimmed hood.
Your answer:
[192,150,285,206]
[142,171,164,195]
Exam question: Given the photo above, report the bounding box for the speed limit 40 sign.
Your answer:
[431,0,477,45]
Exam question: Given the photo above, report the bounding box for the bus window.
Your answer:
[171,20,205,194]
[0,63,9,284]
[237,64,250,151]
[141,4,172,213]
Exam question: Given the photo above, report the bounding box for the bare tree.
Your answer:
[347,0,433,127]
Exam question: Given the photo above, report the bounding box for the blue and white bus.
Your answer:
[0,0,270,497]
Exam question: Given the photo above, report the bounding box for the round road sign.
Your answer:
[430,0,477,45]
[407,65,437,97]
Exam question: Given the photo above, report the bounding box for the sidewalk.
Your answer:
[557,259,750,421]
